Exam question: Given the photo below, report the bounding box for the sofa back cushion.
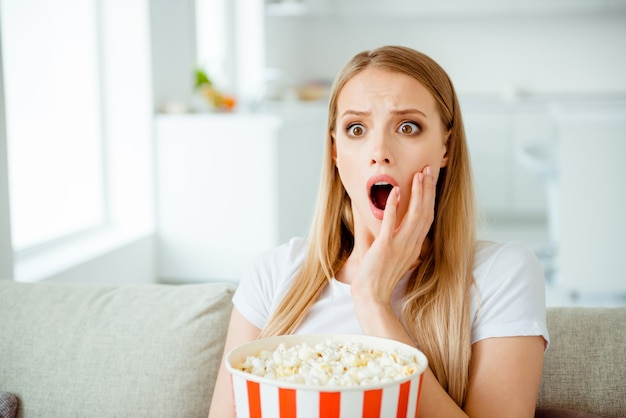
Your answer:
[0,280,235,418]
[538,307,626,418]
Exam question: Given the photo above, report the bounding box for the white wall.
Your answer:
[149,0,197,112]
[149,4,626,108]
[45,235,155,284]
[265,13,626,97]
[0,13,13,279]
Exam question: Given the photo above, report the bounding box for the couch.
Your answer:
[0,280,624,418]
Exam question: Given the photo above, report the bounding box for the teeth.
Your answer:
[374,182,391,186]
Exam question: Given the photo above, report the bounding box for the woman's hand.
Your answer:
[351,165,437,306]
[348,165,437,343]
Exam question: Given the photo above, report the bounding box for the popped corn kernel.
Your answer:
[238,339,421,387]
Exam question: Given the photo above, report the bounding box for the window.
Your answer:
[1,0,105,251]
[1,0,155,282]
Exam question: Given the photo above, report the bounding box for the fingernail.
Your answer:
[425,166,432,176]
[418,173,424,183]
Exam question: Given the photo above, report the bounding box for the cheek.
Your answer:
[334,150,361,196]
[412,142,446,171]
[334,143,354,171]
[334,153,352,181]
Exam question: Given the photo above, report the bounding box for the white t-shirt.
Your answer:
[233,237,550,347]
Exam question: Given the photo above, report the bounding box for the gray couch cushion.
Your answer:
[0,280,235,418]
[535,408,603,418]
[537,307,626,418]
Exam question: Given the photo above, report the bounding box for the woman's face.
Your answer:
[333,67,449,237]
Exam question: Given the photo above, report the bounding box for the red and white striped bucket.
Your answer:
[226,334,428,418]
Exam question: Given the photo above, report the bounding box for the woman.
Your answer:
[209,45,549,417]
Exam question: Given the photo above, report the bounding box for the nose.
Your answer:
[370,131,394,166]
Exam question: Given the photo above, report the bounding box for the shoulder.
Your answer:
[250,237,308,280]
[472,240,545,306]
[474,239,540,265]
[233,237,309,329]
[474,240,544,285]
[470,240,549,345]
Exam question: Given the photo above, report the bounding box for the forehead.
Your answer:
[337,67,438,114]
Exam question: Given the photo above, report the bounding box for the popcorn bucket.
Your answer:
[226,334,428,418]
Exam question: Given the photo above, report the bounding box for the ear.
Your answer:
[440,130,450,168]
[331,131,337,162]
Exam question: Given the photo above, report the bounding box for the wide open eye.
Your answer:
[398,122,420,135]
[347,123,366,137]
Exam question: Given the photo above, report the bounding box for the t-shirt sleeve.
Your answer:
[471,241,550,348]
[232,252,277,330]
[232,238,307,330]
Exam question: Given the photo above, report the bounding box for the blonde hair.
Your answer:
[259,46,476,407]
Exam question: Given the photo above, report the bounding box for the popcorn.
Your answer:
[237,339,421,387]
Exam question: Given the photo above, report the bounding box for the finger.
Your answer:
[401,166,434,244]
[422,166,436,222]
[379,186,400,239]
[413,166,437,218]
[403,170,424,227]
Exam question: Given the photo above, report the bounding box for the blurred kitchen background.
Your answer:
[0,0,624,307]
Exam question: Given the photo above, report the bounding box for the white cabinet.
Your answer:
[464,106,514,216]
[552,101,626,294]
[156,114,281,282]
[265,0,331,15]
[462,99,550,221]
[155,108,325,282]
[510,106,556,214]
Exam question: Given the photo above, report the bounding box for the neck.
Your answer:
[335,229,370,284]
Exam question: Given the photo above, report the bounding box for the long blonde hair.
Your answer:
[259,46,476,407]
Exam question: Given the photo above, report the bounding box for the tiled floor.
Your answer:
[478,218,625,308]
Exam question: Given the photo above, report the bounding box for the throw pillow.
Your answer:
[0,392,17,418]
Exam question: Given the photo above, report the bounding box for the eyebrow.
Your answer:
[340,108,428,118]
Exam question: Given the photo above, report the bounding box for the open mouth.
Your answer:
[370,182,394,211]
